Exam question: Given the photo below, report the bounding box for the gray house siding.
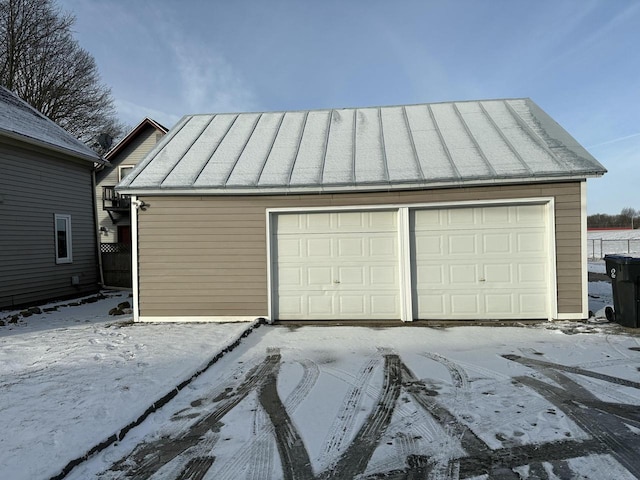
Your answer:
[97,124,165,243]
[0,138,99,309]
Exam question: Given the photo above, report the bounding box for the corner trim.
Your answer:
[130,195,140,322]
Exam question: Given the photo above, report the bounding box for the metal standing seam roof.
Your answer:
[0,87,103,164]
[116,98,606,195]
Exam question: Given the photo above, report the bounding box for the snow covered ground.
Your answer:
[0,292,254,480]
[2,282,639,479]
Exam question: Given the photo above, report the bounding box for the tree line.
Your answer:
[588,207,639,229]
[0,0,125,154]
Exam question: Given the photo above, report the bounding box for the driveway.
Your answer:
[67,324,640,480]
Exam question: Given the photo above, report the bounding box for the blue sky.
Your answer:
[59,0,639,214]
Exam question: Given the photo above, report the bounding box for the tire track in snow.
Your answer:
[103,350,282,479]
[211,358,319,480]
[258,361,314,480]
[245,433,275,480]
[515,374,640,479]
[320,354,402,480]
[319,353,381,467]
[419,352,470,391]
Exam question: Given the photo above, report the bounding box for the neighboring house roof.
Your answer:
[104,117,168,161]
[117,98,606,195]
[0,86,103,164]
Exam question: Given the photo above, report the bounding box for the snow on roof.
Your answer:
[0,87,101,163]
[117,98,606,195]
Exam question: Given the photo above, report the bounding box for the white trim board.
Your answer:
[137,316,263,324]
[130,195,140,322]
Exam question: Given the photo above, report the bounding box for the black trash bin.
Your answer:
[604,254,640,328]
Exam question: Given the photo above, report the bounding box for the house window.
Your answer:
[119,165,135,182]
[54,214,72,264]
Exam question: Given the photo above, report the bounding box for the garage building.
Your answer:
[117,98,606,323]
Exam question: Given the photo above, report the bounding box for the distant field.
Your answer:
[587,229,640,258]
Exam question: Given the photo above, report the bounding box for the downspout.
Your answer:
[92,169,106,287]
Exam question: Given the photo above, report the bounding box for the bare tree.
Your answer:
[0,0,124,152]
[621,207,638,229]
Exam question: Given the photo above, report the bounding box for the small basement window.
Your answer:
[54,214,72,264]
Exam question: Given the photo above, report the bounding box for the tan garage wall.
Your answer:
[136,181,583,319]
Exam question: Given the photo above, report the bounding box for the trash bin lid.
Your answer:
[604,254,640,264]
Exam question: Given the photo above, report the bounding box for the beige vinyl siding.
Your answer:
[96,126,163,243]
[136,181,583,318]
[0,139,99,309]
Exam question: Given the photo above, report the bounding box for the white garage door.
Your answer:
[412,204,550,320]
[274,211,400,320]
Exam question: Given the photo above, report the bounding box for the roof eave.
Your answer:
[117,173,605,196]
[104,117,169,161]
[0,127,104,165]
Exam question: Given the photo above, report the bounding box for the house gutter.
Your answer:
[117,173,606,197]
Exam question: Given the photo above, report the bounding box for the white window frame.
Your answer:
[54,214,73,264]
[118,165,135,182]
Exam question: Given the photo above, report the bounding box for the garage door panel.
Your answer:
[338,237,364,256]
[448,208,474,225]
[370,266,397,285]
[484,264,511,283]
[371,295,399,314]
[517,263,546,283]
[278,267,302,286]
[481,206,510,224]
[450,294,479,314]
[339,295,365,314]
[412,204,549,320]
[370,236,397,256]
[485,294,514,314]
[307,213,332,230]
[482,233,511,253]
[517,232,546,252]
[414,235,443,256]
[279,296,303,315]
[520,294,547,313]
[517,205,545,223]
[413,209,442,229]
[417,294,446,315]
[450,264,477,284]
[308,267,332,286]
[307,238,332,256]
[337,266,365,286]
[275,210,400,320]
[308,295,333,315]
[277,238,301,257]
[416,265,444,285]
[448,235,477,254]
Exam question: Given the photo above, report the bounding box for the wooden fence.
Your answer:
[101,243,132,288]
